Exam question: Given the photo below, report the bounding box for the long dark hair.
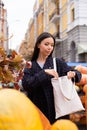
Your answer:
[31,32,55,61]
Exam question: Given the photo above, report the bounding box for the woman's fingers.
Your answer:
[67,71,75,79]
[45,69,59,78]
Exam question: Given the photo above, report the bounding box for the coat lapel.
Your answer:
[43,57,53,69]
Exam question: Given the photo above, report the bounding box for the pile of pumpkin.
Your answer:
[0,88,79,130]
[75,65,87,89]
[75,65,87,125]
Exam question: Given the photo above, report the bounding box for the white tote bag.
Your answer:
[51,58,85,119]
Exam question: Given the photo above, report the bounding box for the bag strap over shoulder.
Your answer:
[53,57,57,72]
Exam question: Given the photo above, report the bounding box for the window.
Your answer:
[71,8,75,21]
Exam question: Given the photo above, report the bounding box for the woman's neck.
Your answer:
[37,54,47,63]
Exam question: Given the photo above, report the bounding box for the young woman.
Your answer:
[22,32,81,124]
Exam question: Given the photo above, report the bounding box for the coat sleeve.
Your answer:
[22,67,52,91]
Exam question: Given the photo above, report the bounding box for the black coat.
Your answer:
[22,56,81,124]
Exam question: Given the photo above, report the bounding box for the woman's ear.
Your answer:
[37,44,40,49]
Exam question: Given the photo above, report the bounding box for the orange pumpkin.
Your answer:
[36,107,52,130]
[0,89,45,130]
[75,65,87,74]
[51,119,78,130]
[83,84,87,125]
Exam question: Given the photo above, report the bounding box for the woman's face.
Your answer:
[38,37,54,57]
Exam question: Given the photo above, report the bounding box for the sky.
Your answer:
[3,0,36,50]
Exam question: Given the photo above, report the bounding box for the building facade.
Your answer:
[19,0,87,62]
[0,0,8,53]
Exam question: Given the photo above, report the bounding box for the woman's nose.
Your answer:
[48,45,52,49]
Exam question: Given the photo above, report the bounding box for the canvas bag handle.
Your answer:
[53,57,57,72]
[53,57,74,100]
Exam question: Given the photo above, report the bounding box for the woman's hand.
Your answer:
[26,61,32,68]
[45,69,59,79]
[22,59,32,68]
[67,71,75,79]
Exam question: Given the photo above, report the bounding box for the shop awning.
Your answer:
[67,62,87,67]
[78,44,87,54]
